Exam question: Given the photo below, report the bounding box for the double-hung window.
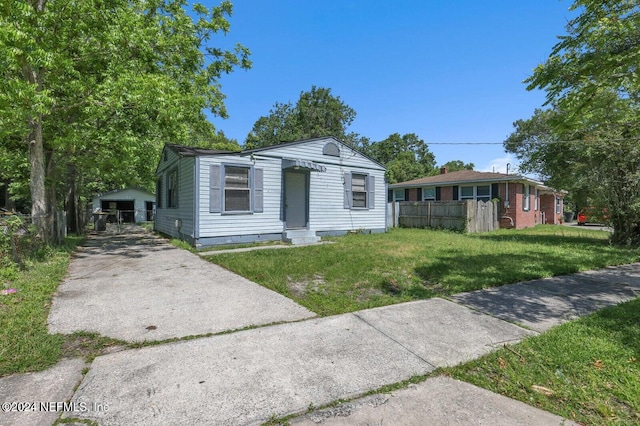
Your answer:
[523,184,530,211]
[393,189,405,202]
[459,185,491,202]
[344,172,375,209]
[352,173,367,208]
[476,185,491,202]
[460,186,474,200]
[167,168,178,208]
[423,187,436,201]
[209,164,263,214]
[224,166,251,212]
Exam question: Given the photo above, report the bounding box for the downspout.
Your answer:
[501,163,514,227]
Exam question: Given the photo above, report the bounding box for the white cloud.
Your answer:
[479,154,519,174]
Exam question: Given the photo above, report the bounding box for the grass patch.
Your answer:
[0,236,84,376]
[445,297,640,425]
[206,226,638,316]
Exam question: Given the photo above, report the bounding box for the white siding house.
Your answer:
[92,187,155,223]
[155,137,387,247]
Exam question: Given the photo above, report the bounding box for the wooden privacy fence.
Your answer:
[388,200,498,233]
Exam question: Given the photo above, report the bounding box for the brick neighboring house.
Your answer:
[388,168,566,229]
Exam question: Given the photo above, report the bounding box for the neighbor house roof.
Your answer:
[389,170,546,189]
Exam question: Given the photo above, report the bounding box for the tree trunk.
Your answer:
[25,0,50,241]
[28,115,49,242]
[45,149,58,243]
[66,161,78,234]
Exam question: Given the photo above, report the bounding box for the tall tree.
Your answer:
[245,86,356,148]
[514,0,640,245]
[0,0,250,238]
[439,160,475,173]
[366,133,436,183]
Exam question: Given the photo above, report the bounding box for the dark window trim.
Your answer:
[167,168,178,208]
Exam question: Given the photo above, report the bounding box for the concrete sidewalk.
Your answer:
[2,228,638,425]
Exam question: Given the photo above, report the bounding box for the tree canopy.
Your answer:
[508,0,640,245]
[364,133,437,184]
[0,0,250,238]
[244,86,358,149]
[439,160,475,173]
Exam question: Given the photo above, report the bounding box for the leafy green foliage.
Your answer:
[509,1,640,245]
[0,236,83,376]
[439,160,475,173]
[365,133,436,183]
[0,0,250,236]
[245,86,357,148]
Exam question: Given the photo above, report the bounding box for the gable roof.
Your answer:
[162,136,385,169]
[164,144,237,157]
[389,170,544,188]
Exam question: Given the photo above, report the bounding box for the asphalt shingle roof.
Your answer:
[390,170,539,187]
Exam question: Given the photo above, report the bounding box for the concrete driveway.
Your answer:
[48,229,315,342]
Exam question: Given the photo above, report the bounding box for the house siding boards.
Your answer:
[155,151,195,240]
[156,137,386,247]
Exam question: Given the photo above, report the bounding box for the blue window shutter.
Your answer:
[367,175,375,209]
[343,172,352,209]
[254,168,264,213]
[453,186,459,200]
[210,165,221,213]
[436,187,441,201]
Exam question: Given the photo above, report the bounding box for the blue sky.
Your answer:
[208,1,577,173]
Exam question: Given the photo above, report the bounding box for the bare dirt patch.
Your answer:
[287,274,326,298]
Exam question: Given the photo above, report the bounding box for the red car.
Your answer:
[577,207,608,226]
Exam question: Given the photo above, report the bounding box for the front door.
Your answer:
[284,171,308,229]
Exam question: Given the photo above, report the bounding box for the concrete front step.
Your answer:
[283,229,321,245]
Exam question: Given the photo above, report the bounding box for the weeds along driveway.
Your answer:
[47,230,315,342]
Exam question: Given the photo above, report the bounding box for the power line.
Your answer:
[426,137,640,145]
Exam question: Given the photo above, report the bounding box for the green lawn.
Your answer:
[445,298,640,425]
[0,237,82,376]
[206,226,639,316]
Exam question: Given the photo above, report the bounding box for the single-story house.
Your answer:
[389,168,566,229]
[92,187,155,223]
[154,136,387,247]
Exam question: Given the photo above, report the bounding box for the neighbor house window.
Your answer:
[476,185,491,202]
[423,187,436,201]
[459,185,489,201]
[460,186,474,200]
[556,197,562,214]
[393,189,405,201]
[523,184,530,211]
[224,166,251,212]
[535,188,539,211]
[167,168,178,208]
[352,173,367,208]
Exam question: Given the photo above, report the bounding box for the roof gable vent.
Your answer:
[323,142,340,157]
